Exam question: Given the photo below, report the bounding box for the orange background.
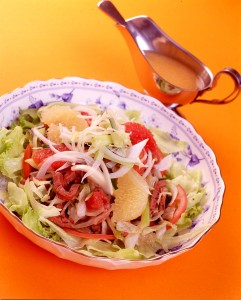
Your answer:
[0,0,241,299]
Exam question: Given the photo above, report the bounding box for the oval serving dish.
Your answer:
[0,77,224,269]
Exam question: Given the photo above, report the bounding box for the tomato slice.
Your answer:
[86,188,110,211]
[64,228,116,240]
[22,144,33,179]
[32,144,69,170]
[168,184,188,224]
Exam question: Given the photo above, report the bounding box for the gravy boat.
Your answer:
[98,1,241,107]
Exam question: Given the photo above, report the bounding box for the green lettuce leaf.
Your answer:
[177,204,203,231]
[79,240,143,260]
[168,161,206,209]
[137,232,162,258]
[149,127,187,154]
[22,209,61,242]
[10,108,40,132]
[0,126,25,180]
[5,182,29,215]
[23,179,60,218]
[40,217,83,248]
[124,110,141,122]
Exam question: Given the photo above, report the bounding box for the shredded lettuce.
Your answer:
[177,204,203,231]
[23,179,61,218]
[140,199,150,228]
[22,209,61,241]
[10,108,40,132]
[124,110,141,122]
[0,126,25,180]
[0,103,210,261]
[167,161,206,209]
[149,127,187,154]
[5,182,29,215]
[5,181,61,242]
[79,240,144,260]
[40,217,83,248]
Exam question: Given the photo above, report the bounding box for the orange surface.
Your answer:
[0,0,241,299]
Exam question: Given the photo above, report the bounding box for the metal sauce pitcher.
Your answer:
[98,1,241,107]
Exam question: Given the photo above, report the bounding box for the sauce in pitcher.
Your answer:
[145,51,204,91]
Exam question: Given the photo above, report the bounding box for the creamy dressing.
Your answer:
[145,51,203,90]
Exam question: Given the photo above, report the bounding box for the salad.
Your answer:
[0,102,207,260]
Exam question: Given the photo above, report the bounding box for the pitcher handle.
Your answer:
[194,67,241,104]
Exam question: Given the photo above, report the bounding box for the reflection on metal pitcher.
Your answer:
[98,0,241,107]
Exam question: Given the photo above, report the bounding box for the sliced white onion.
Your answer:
[156,226,167,240]
[124,233,140,249]
[77,115,93,120]
[73,208,112,229]
[116,221,139,233]
[55,162,71,172]
[153,168,163,180]
[81,159,102,182]
[25,158,38,169]
[32,127,58,152]
[36,151,93,178]
[109,165,132,179]
[61,201,71,216]
[104,139,148,165]
[105,161,117,169]
[80,184,91,198]
[37,157,82,179]
[29,181,44,199]
[142,150,155,179]
[101,220,108,234]
[127,138,149,161]
[104,148,134,165]
[106,217,116,235]
[162,206,175,220]
[58,125,80,151]
[166,181,178,206]
[140,149,148,163]
[150,210,164,222]
[71,164,113,196]
[154,154,173,172]
[48,195,65,206]
[157,191,172,206]
[75,199,87,219]
[67,206,78,223]
[86,206,104,217]
[32,177,50,186]
[32,134,38,149]
[100,161,113,195]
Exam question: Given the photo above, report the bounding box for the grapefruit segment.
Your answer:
[112,169,149,222]
[41,105,88,131]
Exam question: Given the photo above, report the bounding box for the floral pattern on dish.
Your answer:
[0,77,225,269]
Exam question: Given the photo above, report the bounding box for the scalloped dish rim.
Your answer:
[0,77,225,269]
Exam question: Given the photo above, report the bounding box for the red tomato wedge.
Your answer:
[22,144,33,179]
[64,228,116,240]
[168,184,188,224]
[86,188,110,211]
[124,122,163,162]
[32,144,69,170]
